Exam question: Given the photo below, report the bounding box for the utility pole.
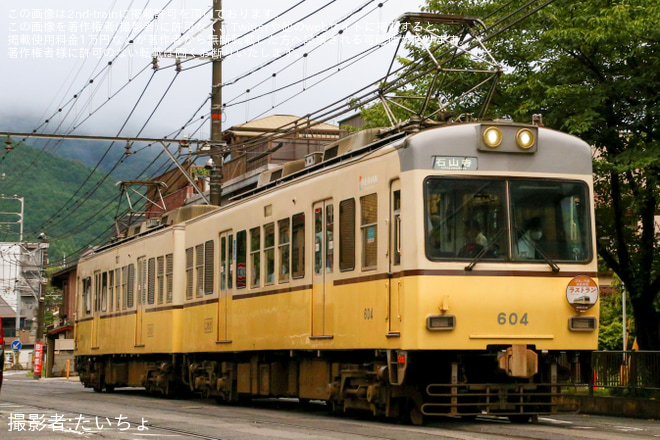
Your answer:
[209,0,224,206]
[34,235,48,379]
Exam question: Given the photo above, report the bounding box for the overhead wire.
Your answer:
[36,70,185,236]
[47,0,392,220]
[217,0,340,58]
[220,0,387,105]
[48,97,212,263]
[221,0,307,47]
[216,0,558,154]
[227,36,394,110]
[17,3,214,233]
[1,0,168,176]
[35,0,360,227]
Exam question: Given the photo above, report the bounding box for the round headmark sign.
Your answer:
[566,275,599,311]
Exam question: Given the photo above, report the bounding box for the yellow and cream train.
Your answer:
[74,121,599,423]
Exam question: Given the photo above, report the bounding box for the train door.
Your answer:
[135,256,146,346]
[218,231,233,342]
[388,180,402,335]
[311,200,334,337]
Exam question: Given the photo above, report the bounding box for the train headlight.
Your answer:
[516,128,535,149]
[482,127,502,148]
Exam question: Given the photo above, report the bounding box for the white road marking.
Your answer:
[133,435,181,437]
[616,426,643,432]
[538,417,573,424]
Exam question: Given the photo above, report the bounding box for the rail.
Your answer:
[589,351,660,394]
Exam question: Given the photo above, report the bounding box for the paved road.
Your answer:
[1,371,659,439]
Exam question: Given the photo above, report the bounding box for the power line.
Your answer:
[220,0,340,59]
[222,0,307,47]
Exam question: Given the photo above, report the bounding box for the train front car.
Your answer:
[398,122,597,422]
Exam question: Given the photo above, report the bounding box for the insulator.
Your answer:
[152,57,159,70]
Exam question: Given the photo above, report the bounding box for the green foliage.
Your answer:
[598,277,635,350]
[0,140,120,263]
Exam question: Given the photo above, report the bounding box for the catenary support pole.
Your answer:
[209,0,223,206]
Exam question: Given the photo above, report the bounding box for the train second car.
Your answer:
[75,121,598,423]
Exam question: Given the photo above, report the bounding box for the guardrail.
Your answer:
[589,351,660,394]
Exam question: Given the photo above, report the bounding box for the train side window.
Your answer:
[157,256,164,304]
[278,219,290,283]
[292,213,305,279]
[315,207,323,275]
[94,272,101,312]
[121,267,127,310]
[195,244,204,297]
[326,204,334,273]
[361,193,378,270]
[228,235,234,289]
[205,240,215,295]
[236,231,247,289]
[220,236,227,291]
[250,227,261,288]
[264,223,275,285]
[147,257,156,305]
[114,268,120,311]
[393,190,401,266]
[339,199,355,271]
[108,270,114,311]
[127,263,135,308]
[165,254,173,303]
[101,272,108,312]
[137,257,147,305]
[185,247,193,300]
[82,277,92,315]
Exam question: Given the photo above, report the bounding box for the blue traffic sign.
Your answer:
[11,340,22,351]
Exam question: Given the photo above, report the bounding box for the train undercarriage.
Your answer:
[76,347,587,424]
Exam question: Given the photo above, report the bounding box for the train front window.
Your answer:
[424,177,591,263]
[510,180,591,262]
[425,178,507,260]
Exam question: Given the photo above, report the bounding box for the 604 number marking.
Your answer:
[497,312,528,326]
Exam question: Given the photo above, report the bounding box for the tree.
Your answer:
[365,1,660,348]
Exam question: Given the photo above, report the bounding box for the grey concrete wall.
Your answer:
[560,395,660,419]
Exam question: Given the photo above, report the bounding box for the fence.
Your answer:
[590,351,660,394]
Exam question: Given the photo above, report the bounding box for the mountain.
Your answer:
[0,114,167,182]
[48,139,167,182]
[0,139,122,264]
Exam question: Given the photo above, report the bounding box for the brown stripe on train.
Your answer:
[232,284,312,300]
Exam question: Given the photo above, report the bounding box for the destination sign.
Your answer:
[432,156,478,170]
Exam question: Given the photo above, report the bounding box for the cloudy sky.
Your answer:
[0,0,420,141]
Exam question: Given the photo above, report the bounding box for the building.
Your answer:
[0,242,45,337]
[218,115,342,200]
[47,263,77,377]
[142,115,343,213]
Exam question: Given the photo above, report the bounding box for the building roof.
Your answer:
[225,114,339,138]
[0,295,16,316]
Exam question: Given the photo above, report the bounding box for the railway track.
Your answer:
[0,392,550,440]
